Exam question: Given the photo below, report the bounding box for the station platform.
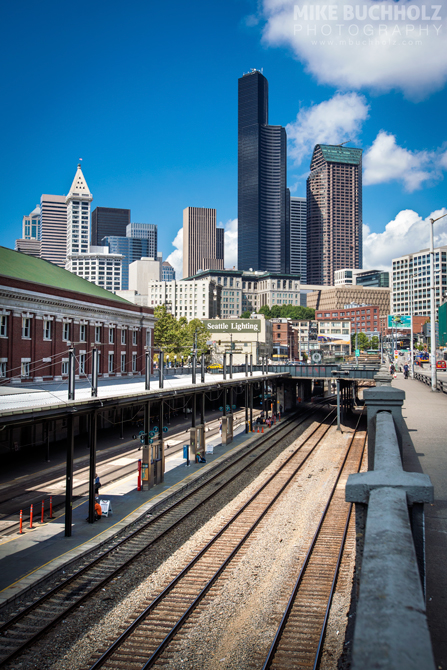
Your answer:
[393,371,447,670]
[0,418,264,607]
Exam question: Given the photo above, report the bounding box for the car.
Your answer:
[436,360,446,369]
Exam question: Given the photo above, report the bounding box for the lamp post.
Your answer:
[429,212,447,391]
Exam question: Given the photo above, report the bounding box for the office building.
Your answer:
[68,247,122,293]
[391,246,447,316]
[290,197,307,282]
[40,194,67,267]
[66,163,93,256]
[91,207,130,246]
[183,207,223,278]
[216,227,224,268]
[22,205,41,240]
[147,279,221,321]
[315,305,380,336]
[238,70,288,273]
[126,223,157,255]
[15,239,41,258]
[307,144,362,285]
[335,268,389,287]
[103,237,151,290]
[162,261,175,281]
[307,285,390,319]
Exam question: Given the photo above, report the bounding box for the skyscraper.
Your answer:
[238,70,288,273]
[126,223,157,257]
[40,194,67,267]
[66,163,93,256]
[91,207,130,246]
[183,207,224,278]
[290,196,307,283]
[306,144,362,286]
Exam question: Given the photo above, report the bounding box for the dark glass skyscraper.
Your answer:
[238,70,288,273]
[91,207,130,246]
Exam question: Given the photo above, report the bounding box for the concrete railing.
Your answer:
[413,369,447,393]
[346,383,435,670]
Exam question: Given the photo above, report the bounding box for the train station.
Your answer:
[0,359,445,670]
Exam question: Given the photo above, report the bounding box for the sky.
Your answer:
[1,0,447,279]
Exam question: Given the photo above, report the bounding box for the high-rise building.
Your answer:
[40,194,67,267]
[238,70,288,273]
[183,207,223,278]
[162,261,175,281]
[91,207,130,246]
[216,227,225,268]
[66,163,93,256]
[126,223,157,256]
[22,205,41,240]
[392,246,447,316]
[307,144,362,286]
[103,237,150,290]
[290,197,307,282]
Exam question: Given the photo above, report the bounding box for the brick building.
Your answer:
[0,247,155,383]
[315,305,380,336]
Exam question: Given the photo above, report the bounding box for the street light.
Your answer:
[429,212,447,392]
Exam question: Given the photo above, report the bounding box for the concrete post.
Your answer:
[363,386,406,470]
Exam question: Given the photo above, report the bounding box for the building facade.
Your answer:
[307,144,362,285]
[315,305,380,336]
[183,207,223,278]
[147,279,221,321]
[391,246,447,316]
[335,268,389,287]
[91,207,130,246]
[103,237,150,290]
[126,223,157,256]
[238,70,288,273]
[40,194,67,267]
[290,196,307,282]
[0,247,154,383]
[22,205,41,240]
[307,285,390,318]
[162,261,175,281]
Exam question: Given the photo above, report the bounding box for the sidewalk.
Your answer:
[0,421,261,606]
[393,373,447,670]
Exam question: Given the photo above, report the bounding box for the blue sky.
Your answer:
[1,0,446,277]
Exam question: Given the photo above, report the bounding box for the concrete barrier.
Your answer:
[346,387,435,670]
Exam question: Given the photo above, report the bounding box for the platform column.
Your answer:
[88,410,98,522]
[250,354,253,376]
[249,383,253,431]
[223,353,227,380]
[65,412,75,537]
[245,384,249,433]
[201,353,205,383]
[159,351,164,389]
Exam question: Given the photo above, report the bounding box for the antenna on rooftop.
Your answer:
[336,140,351,147]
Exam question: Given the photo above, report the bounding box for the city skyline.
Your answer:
[1,0,447,278]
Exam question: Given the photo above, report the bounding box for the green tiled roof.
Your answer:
[0,246,130,303]
[318,144,362,165]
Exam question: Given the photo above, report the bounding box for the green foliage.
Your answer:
[370,335,379,350]
[257,304,315,320]
[240,310,252,319]
[153,307,209,360]
[351,331,371,350]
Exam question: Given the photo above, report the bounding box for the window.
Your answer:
[121,353,126,373]
[79,354,86,375]
[80,324,86,342]
[0,361,6,377]
[22,317,31,338]
[108,353,114,373]
[132,330,137,345]
[63,322,70,341]
[0,315,7,337]
[132,352,137,372]
[43,320,52,340]
[95,326,101,343]
[121,329,126,345]
[109,328,115,344]
[62,360,69,376]
[21,361,30,377]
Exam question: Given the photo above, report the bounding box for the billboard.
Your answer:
[202,319,261,333]
[387,315,412,330]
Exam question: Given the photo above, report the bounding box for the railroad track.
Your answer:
[261,413,366,670]
[77,412,338,670]
[0,402,332,668]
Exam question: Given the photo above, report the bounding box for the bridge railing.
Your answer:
[346,385,435,670]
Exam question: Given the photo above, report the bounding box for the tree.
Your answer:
[351,332,370,351]
[240,310,251,319]
[370,335,379,350]
[257,304,315,320]
[258,305,271,319]
[153,307,208,360]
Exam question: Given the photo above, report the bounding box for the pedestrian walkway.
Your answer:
[393,372,447,670]
[0,420,261,606]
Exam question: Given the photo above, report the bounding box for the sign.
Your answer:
[311,351,323,364]
[355,349,360,357]
[388,315,412,329]
[202,319,261,333]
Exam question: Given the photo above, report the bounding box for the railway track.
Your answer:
[261,414,366,670]
[0,402,332,668]
[77,412,339,670]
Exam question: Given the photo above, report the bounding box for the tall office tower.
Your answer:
[103,237,150,290]
[65,163,93,256]
[22,205,41,240]
[40,194,67,267]
[91,207,130,246]
[126,223,157,257]
[306,144,362,286]
[290,196,307,283]
[238,70,288,273]
[216,227,225,267]
[182,207,223,278]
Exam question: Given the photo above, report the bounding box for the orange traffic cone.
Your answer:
[261,426,264,433]
[257,427,260,433]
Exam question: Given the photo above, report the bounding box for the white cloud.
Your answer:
[363,207,447,271]
[363,131,446,191]
[165,227,183,279]
[262,0,447,99]
[287,92,369,165]
[223,218,238,269]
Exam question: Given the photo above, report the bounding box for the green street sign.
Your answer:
[355,349,360,356]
